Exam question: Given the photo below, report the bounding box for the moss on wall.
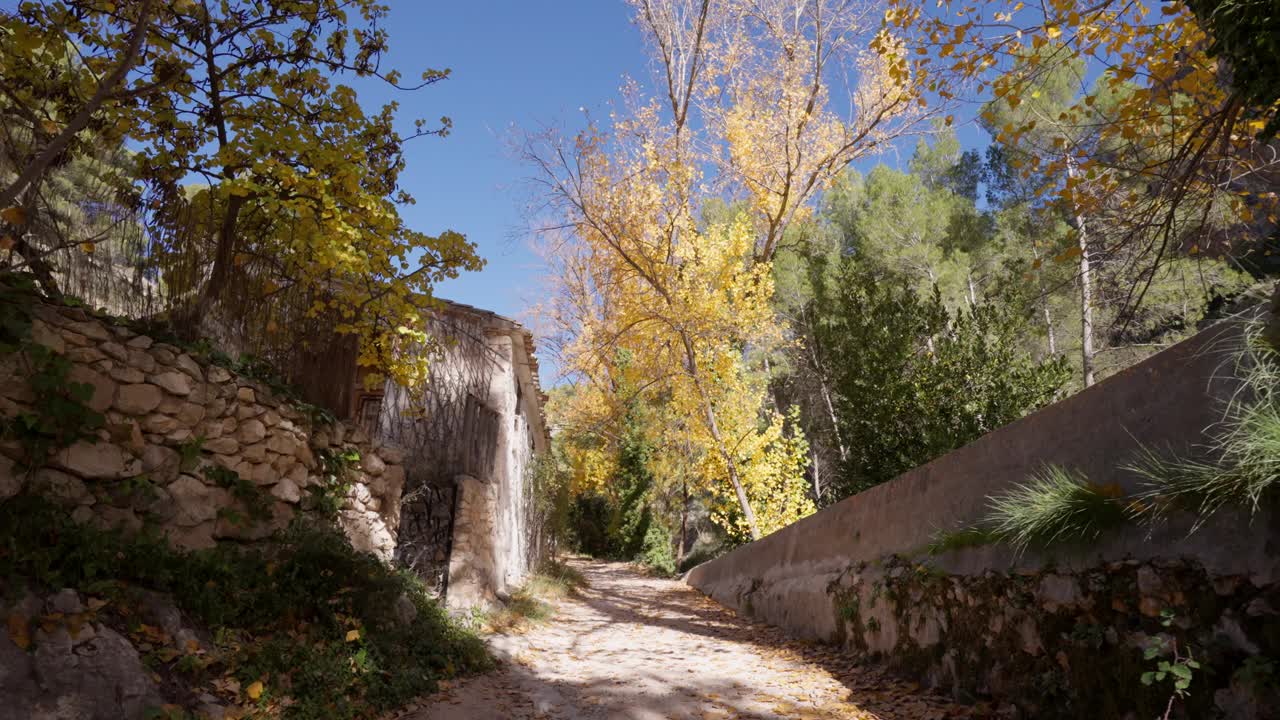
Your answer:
[826,555,1280,718]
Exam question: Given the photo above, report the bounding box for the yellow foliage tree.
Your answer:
[535,0,927,540]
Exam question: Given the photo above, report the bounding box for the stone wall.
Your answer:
[0,300,406,559]
[685,319,1280,717]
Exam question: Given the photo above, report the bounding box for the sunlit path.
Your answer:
[398,559,976,720]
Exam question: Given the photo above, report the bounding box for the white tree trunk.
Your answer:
[1066,157,1095,387]
[1030,242,1057,356]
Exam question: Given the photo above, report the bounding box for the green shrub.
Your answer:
[566,410,668,569]
[810,261,1070,499]
[0,276,105,465]
[0,494,491,719]
[638,522,676,577]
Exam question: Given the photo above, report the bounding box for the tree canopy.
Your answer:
[1,0,482,388]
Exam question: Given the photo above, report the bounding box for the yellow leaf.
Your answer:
[7,614,30,650]
[1044,24,1062,39]
[345,629,361,642]
[0,236,14,252]
[246,680,264,700]
[0,207,26,226]
[80,242,96,254]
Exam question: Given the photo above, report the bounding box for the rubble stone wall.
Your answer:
[0,300,406,559]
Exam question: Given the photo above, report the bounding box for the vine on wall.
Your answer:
[0,275,104,469]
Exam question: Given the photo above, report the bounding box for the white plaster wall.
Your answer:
[484,331,539,596]
[444,325,547,608]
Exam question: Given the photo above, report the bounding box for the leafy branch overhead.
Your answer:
[0,0,482,388]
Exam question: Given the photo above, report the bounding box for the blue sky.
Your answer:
[355,2,647,328]
[360,3,994,335]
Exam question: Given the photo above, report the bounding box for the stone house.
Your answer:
[352,300,553,608]
[2,280,552,610]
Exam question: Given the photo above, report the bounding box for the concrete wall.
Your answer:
[0,300,407,559]
[685,320,1280,717]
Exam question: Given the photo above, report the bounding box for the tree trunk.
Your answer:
[179,9,244,336]
[810,446,822,505]
[706,401,761,540]
[680,331,762,540]
[677,480,688,569]
[181,193,246,334]
[1066,158,1096,387]
[762,355,784,412]
[8,186,63,300]
[924,266,938,353]
[804,317,849,463]
[1030,242,1057,356]
[1044,294,1058,356]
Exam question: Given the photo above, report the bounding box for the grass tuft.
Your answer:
[1125,321,1280,529]
[985,465,1130,555]
[481,559,588,634]
[925,525,1003,556]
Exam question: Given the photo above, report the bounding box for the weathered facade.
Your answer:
[361,301,553,607]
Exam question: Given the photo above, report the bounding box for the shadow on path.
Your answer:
[396,559,987,720]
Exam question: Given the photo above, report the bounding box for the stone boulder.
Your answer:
[30,469,92,505]
[270,477,302,504]
[67,366,115,413]
[32,623,162,720]
[361,452,386,477]
[151,371,193,397]
[53,441,141,480]
[0,631,39,720]
[0,455,22,501]
[166,475,223,526]
[238,419,267,444]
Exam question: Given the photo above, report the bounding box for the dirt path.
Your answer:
[398,559,981,720]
